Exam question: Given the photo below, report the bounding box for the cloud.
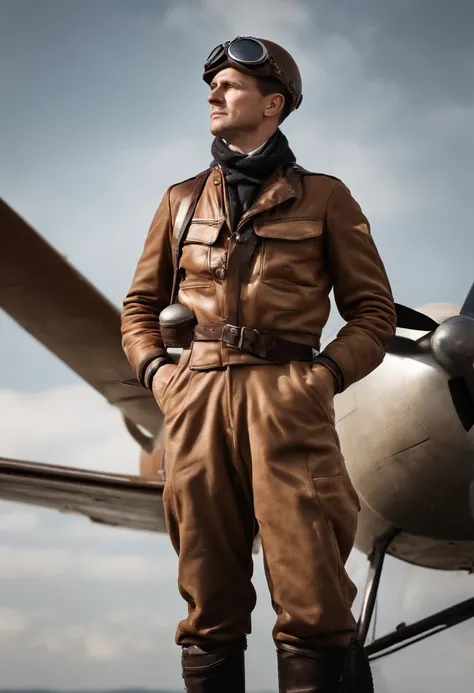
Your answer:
[0,607,31,641]
[0,604,173,665]
[0,384,140,474]
[79,551,172,583]
[0,508,39,532]
[163,0,312,39]
[160,0,472,237]
[0,547,72,579]
[0,545,174,582]
[106,606,170,630]
[427,102,474,146]
[30,606,173,663]
[160,0,413,221]
[33,625,119,661]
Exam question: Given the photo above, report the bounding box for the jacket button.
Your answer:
[214,179,221,185]
[215,267,226,280]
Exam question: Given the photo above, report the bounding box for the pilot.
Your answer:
[121,36,396,693]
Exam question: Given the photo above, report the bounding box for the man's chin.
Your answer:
[210,118,230,137]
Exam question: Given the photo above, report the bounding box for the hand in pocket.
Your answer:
[152,363,179,405]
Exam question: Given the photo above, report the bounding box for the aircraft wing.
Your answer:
[0,456,167,533]
[0,198,162,439]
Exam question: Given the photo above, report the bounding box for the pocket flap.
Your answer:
[184,219,225,245]
[254,218,323,240]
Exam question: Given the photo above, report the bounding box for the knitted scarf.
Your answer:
[210,128,296,230]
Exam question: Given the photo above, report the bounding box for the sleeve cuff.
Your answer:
[143,356,173,390]
[311,353,345,393]
[137,350,171,389]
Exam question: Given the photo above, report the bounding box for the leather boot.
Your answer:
[339,639,374,692]
[277,640,374,693]
[181,639,246,692]
[277,642,347,692]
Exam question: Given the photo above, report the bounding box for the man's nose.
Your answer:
[208,88,223,104]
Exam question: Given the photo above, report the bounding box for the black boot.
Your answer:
[277,642,347,692]
[339,639,374,692]
[181,639,246,692]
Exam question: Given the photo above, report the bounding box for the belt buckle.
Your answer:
[238,326,259,352]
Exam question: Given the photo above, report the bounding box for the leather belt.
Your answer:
[193,324,314,362]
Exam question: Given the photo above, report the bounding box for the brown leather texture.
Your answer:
[277,641,348,692]
[121,163,396,390]
[159,356,360,648]
[193,323,314,361]
[121,161,396,651]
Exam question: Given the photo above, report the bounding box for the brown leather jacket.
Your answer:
[121,163,396,391]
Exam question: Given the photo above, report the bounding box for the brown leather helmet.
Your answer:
[202,36,303,112]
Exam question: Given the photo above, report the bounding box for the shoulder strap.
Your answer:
[170,168,212,304]
[290,163,342,183]
[291,164,312,175]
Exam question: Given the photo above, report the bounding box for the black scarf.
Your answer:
[210,128,296,230]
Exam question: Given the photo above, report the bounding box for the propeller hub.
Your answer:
[431,315,474,376]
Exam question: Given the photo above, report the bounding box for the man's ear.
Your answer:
[264,93,285,118]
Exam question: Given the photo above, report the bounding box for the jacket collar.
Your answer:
[214,164,300,232]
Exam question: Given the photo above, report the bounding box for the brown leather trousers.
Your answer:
[155,348,360,651]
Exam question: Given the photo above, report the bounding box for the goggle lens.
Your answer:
[205,44,225,68]
[228,38,266,64]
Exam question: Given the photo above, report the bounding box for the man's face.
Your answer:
[207,67,269,138]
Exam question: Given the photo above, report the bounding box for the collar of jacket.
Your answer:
[214,163,300,233]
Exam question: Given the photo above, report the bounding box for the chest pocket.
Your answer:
[253,217,324,287]
[180,218,225,285]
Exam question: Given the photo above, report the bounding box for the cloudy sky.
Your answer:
[1,0,473,690]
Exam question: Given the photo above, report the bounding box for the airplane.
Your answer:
[1,196,473,666]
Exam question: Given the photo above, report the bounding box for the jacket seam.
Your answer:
[324,180,342,226]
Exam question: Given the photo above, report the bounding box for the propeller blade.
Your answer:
[448,371,474,432]
[386,334,424,356]
[0,199,161,437]
[460,282,474,319]
[394,303,439,332]
[463,366,474,402]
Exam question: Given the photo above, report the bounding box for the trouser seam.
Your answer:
[225,367,259,571]
[304,453,352,613]
[224,366,237,450]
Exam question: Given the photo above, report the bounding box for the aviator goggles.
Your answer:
[204,36,302,110]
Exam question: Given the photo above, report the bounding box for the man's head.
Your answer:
[203,37,302,150]
[207,67,288,141]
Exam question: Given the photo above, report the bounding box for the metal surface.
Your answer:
[390,289,474,430]
[354,494,474,571]
[336,303,474,570]
[0,456,167,533]
[356,527,400,646]
[365,596,474,661]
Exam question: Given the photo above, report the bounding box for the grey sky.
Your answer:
[1,0,474,690]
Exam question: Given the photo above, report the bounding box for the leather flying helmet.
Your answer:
[202,36,303,112]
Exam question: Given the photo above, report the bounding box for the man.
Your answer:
[121,36,396,692]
